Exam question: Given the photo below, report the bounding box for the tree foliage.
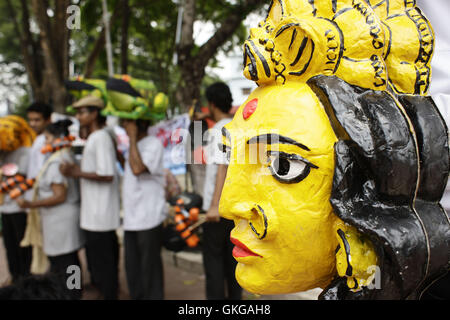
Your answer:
[0,0,266,115]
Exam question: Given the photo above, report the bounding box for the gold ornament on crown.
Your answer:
[243,0,434,95]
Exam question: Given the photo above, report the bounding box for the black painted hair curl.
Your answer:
[307,75,450,300]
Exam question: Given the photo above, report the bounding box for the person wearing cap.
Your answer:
[59,95,120,300]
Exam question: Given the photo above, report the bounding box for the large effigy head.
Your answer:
[219,0,450,299]
[0,115,36,152]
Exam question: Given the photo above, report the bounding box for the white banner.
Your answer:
[148,114,190,175]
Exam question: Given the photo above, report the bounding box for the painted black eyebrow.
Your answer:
[268,151,319,169]
[247,133,311,151]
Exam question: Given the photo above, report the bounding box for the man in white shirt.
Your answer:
[25,102,53,180]
[121,118,166,300]
[60,95,120,300]
[201,82,242,300]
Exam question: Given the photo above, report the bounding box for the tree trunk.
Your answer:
[176,0,265,112]
[31,0,69,113]
[120,0,130,75]
[84,1,122,78]
[6,0,48,104]
[178,60,204,110]
[54,0,71,80]
[176,0,198,110]
[84,31,107,78]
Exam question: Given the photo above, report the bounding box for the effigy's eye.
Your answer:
[267,151,318,184]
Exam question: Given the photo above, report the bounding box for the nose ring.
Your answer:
[249,205,268,240]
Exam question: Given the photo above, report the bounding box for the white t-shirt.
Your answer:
[202,118,232,211]
[122,136,166,231]
[416,0,450,212]
[38,150,84,256]
[25,134,48,201]
[79,129,120,231]
[26,134,47,179]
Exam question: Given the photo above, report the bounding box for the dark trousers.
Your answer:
[1,212,32,282]
[48,251,82,300]
[84,230,119,300]
[202,218,242,300]
[124,224,164,300]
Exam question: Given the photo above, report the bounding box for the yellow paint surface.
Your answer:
[219,0,433,294]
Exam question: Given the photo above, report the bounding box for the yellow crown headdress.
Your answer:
[244,0,433,95]
[0,115,36,152]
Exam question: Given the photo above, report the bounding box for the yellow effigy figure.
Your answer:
[219,0,450,300]
[0,115,36,152]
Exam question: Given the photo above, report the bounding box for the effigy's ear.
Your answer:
[308,75,430,299]
[334,222,378,292]
[322,138,403,300]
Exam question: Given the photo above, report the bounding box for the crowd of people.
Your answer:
[0,82,242,300]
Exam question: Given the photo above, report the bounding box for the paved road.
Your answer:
[0,236,319,300]
[0,236,207,300]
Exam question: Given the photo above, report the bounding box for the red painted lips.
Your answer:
[231,237,262,258]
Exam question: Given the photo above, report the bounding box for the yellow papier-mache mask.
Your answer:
[0,115,36,152]
[220,0,450,300]
[220,81,378,294]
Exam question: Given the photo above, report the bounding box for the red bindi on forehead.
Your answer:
[243,99,258,120]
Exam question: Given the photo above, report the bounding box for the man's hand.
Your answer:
[123,120,138,141]
[124,120,149,176]
[60,162,113,182]
[16,198,31,209]
[59,162,81,178]
[205,164,228,223]
[194,111,210,121]
[206,204,221,223]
